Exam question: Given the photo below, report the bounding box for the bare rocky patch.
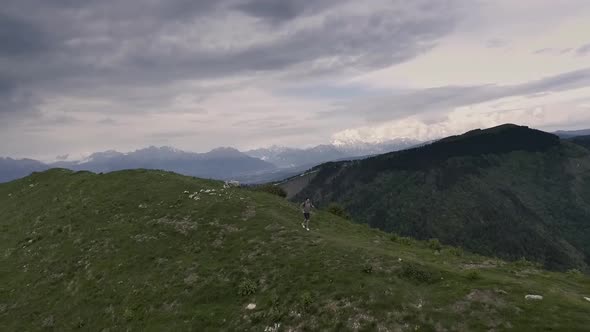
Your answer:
[152,216,197,235]
[241,204,256,221]
[450,289,513,331]
[461,259,503,270]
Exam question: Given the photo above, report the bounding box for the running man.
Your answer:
[300,198,315,231]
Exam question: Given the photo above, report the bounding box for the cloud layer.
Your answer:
[0,0,589,159]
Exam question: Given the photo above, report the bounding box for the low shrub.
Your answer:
[447,247,464,257]
[398,237,414,246]
[123,308,134,322]
[466,270,481,281]
[566,268,583,276]
[254,184,287,198]
[327,203,350,219]
[270,292,280,307]
[266,307,284,323]
[399,262,441,284]
[300,291,314,312]
[427,238,443,251]
[238,279,257,296]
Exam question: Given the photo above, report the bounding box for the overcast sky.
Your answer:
[1,0,589,160]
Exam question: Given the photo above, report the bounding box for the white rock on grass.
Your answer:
[584,297,590,302]
[246,303,256,310]
[525,294,543,301]
[224,180,241,188]
[264,323,281,332]
[183,190,190,194]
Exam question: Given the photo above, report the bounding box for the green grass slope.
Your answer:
[291,125,590,272]
[1,169,590,331]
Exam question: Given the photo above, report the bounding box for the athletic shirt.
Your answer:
[302,201,313,213]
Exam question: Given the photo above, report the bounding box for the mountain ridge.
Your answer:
[0,139,423,183]
[245,139,421,168]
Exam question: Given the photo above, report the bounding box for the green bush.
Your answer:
[390,233,400,242]
[238,279,257,296]
[398,237,414,246]
[270,292,280,307]
[466,270,481,281]
[265,292,284,322]
[123,308,134,321]
[427,238,443,251]
[254,184,287,198]
[447,247,464,257]
[566,268,583,276]
[327,203,350,219]
[363,264,373,274]
[300,291,314,312]
[399,262,441,284]
[266,307,284,323]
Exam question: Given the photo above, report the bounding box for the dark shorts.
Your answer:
[303,212,310,220]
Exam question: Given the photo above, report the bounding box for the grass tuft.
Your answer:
[238,279,258,296]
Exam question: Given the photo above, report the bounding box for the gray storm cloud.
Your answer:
[0,0,461,118]
[0,0,589,159]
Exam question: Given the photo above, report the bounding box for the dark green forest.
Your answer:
[292,125,590,271]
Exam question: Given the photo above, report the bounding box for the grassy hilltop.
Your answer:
[1,169,590,331]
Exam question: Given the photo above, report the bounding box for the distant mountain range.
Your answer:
[282,124,590,271]
[50,146,276,178]
[0,147,275,183]
[2,130,587,184]
[554,128,590,138]
[245,138,420,168]
[0,139,421,183]
[0,158,49,183]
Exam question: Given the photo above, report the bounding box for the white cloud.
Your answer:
[332,86,590,144]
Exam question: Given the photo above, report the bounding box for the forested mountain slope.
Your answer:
[290,124,590,271]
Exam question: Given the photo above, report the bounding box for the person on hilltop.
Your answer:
[300,198,315,231]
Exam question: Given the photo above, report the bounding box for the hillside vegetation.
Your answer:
[568,135,590,150]
[1,169,590,331]
[289,125,590,272]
